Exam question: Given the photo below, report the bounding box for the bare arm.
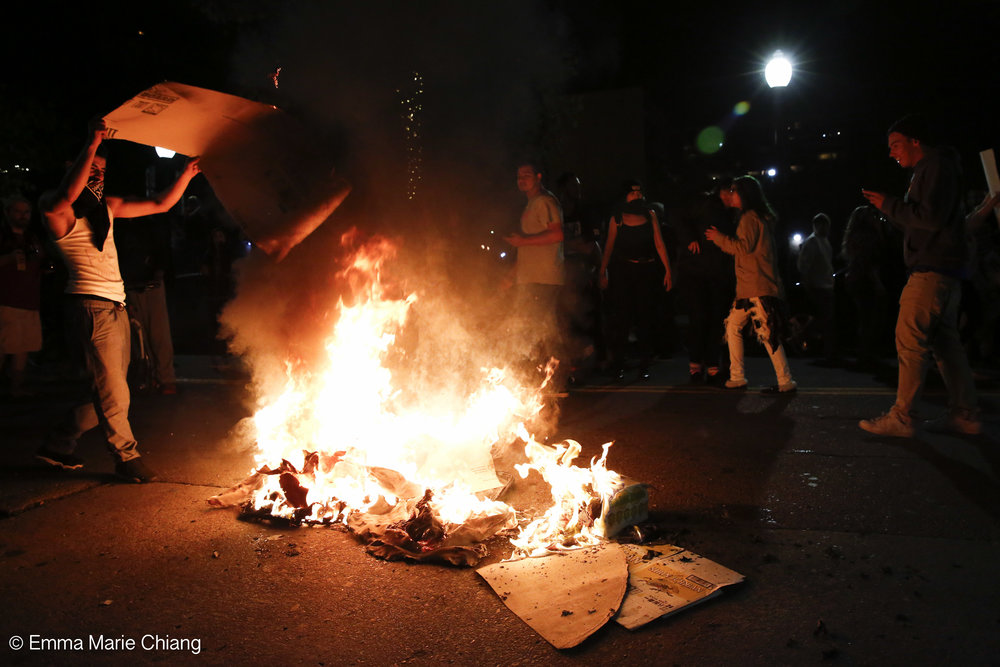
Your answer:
[650,210,672,290]
[598,217,618,289]
[39,119,107,238]
[109,158,201,219]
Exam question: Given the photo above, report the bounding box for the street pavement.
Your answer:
[1,354,998,665]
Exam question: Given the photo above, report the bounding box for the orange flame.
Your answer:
[242,232,626,557]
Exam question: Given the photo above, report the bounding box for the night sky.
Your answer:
[3,0,998,229]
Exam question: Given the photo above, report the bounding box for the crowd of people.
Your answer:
[503,113,1000,436]
[2,112,999,484]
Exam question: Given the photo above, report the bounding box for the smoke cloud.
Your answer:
[216,2,576,420]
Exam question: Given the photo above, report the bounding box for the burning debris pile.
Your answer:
[209,231,636,564]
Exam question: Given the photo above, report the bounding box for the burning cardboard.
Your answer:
[208,233,641,564]
[206,436,630,566]
[600,479,648,537]
[347,490,516,566]
[507,438,639,558]
[104,82,350,260]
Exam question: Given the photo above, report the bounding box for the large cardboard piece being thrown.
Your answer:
[477,545,629,649]
[615,543,745,629]
[104,82,350,260]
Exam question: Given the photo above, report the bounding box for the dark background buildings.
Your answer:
[2,0,998,282]
[4,2,997,199]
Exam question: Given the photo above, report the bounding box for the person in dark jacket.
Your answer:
[674,185,735,385]
[860,113,979,437]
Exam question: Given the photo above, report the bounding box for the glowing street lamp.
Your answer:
[154,146,176,159]
[764,50,793,88]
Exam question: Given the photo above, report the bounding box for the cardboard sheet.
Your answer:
[477,545,629,649]
[104,82,350,260]
[615,544,745,629]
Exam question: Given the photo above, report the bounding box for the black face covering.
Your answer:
[622,198,649,214]
[71,179,110,250]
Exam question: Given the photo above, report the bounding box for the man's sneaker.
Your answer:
[115,457,160,483]
[922,412,982,436]
[724,379,748,389]
[36,447,85,470]
[859,411,915,438]
[761,380,798,395]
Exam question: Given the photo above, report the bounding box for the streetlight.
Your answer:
[764,50,793,88]
[763,50,793,147]
[764,50,793,289]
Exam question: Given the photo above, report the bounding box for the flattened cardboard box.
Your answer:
[616,543,745,629]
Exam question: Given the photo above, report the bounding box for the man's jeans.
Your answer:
[50,297,139,462]
[893,271,977,419]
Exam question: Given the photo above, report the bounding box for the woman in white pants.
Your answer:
[705,176,796,394]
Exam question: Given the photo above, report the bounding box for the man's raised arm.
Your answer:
[39,119,107,237]
[110,158,201,220]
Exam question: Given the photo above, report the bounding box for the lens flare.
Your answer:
[696,126,725,155]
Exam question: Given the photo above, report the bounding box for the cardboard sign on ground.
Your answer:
[478,543,744,647]
[104,82,350,260]
[615,543,745,629]
[477,545,629,649]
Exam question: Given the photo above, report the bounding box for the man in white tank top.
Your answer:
[34,118,200,483]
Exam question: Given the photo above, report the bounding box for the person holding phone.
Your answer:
[859,113,978,437]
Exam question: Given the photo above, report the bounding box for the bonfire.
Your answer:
[210,231,633,565]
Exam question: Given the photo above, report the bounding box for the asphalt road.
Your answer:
[2,355,998,665]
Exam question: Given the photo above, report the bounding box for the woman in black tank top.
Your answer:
[597,180,673,380]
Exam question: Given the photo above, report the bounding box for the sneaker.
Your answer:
[115,457,160,483]
[859,411,915,438]
[36,447,85,470]
[922,412,982,436]
[761,381,798,395]
[724,379,748,389]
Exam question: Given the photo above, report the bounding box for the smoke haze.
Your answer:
[217,1,576,418]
